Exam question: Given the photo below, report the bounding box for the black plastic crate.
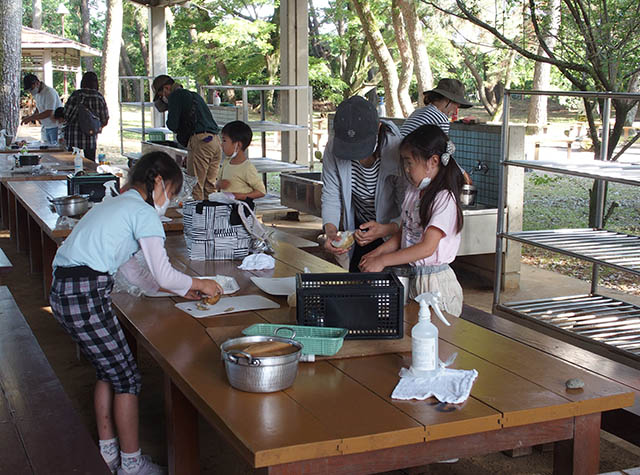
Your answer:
[296,272,403,340]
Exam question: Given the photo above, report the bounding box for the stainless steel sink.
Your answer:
[280,171,501,256]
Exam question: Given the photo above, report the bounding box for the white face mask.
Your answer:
[228,144,239,159]
[418,176,432,190]
[154,179,170,216]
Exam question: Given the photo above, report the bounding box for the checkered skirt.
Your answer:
[49,274,141,395]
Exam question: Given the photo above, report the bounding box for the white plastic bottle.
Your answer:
[212,90,221,106]
[410,292,450,377]
[73,147,84,174]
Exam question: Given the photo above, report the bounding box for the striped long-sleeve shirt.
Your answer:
[400,104,449,136]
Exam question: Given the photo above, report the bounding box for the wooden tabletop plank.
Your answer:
[0,152,96,181]
[112,293,343,468]
[419,307,637,417]
[462,305,640,416]
[331,354,502,442]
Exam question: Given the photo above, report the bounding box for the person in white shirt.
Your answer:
[21,74,62,144]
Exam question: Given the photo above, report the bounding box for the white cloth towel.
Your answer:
[391,367,478,404]
[238,253,275,270]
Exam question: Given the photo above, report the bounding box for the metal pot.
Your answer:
[49,195,90,217]
[460,184,477,206]
[220,335,302,393]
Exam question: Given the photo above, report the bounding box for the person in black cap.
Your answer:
[152,74,221,200]
[400,78,473,136]
[321,96,406,271]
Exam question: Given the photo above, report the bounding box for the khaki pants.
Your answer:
[187,133,222,200]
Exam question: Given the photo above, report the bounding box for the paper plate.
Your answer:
[250,276,296,296]
[175,295,279,318]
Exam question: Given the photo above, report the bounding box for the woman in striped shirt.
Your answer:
[321,96,406,272]
[400,78,472,137]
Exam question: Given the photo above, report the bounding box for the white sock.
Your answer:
[120,449,142,473]
[98,437,119,464]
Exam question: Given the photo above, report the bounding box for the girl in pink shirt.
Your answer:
[359,125,464,315]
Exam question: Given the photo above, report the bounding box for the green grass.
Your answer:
[522,172,640,294]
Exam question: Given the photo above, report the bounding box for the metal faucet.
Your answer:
[473,160,489,174]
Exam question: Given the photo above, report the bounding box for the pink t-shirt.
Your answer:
[401,187,461,266]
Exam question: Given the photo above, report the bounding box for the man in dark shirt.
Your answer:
[152,75,221,200]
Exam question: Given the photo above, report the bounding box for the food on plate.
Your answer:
[203,293,221,306]
[331,231,355,249]
[196,302,209,311]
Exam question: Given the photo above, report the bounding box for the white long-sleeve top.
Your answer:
[119,236,192,296]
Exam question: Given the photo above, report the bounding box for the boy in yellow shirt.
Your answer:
[217,121,266,201]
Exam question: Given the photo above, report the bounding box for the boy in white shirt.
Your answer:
[21,74,62,144]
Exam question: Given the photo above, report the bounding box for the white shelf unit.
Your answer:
[200,84,314,165]
[494,89,640,359]
[118,75,191,155]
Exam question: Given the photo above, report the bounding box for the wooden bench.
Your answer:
[0,286,110,474]
[462,304,640,447]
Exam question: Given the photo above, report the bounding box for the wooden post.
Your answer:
[28,214,42,274]
[165,376,199,475]
[149,6,167,128]
[280,0,309,165]
[553,413,601,475]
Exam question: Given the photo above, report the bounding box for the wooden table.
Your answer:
[0,151,96,230]
[110,236,635,475]
[6,180,183,298]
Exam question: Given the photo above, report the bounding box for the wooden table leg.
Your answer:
[165,376,199,475]
[16,201,29,254]
[42,231,57,300]
[553,412,601,475]
[28,215,42,274]
[0,182,8,230]
[8,191,16,241]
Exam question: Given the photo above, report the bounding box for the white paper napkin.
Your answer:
[238,253,275,270]
[391,367,478,404]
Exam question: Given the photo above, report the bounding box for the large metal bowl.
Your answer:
[460,184,478,206]
[49,195,90,217]
[220,335,302,393]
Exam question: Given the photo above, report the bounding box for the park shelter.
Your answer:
[125,0,309,163]
[21,26,101,96]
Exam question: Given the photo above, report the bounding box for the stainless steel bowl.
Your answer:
[220,335,302,393]
[49,195,90,217]
[460,184,477,206]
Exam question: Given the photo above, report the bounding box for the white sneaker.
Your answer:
[117,455,166,475]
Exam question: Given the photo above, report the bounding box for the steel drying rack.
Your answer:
[493,89,640,359]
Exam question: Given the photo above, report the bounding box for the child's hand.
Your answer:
[359,254,385,272]
[218,179,230,190]
[185,278,223,301]
[362,247,384,260]
[233,193,247,200]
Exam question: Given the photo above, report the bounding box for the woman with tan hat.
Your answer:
[400,78,473,136]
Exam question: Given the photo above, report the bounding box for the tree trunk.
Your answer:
[215,60,235,102]
[456,43,496,115]
[80,0,93,71]
[351,0,402,117]
[120,40,135,101]
[264,5,280,112]
[397,0,432,99]
[100,0,123,141]
[526,0,560,133]
[0,0,22,139]
[309,0,329,59]
[32,0,42,29]
[391,0,414,117]
[490,49,516,122]
[134,10,149,76]
[625,72,640,126]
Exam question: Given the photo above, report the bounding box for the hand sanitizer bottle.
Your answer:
[73,147,84,174]
[410,292,450,377]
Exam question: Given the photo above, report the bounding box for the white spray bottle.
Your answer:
[72,147,84,174]
[410,292,450,377]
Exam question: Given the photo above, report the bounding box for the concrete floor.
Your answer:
[1,214,639,473]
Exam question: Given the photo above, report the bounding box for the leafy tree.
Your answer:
[427,0,640,226]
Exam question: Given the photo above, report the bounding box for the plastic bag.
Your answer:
[113,251,146,297]
[171,170,197,206]
[54,216,78,230]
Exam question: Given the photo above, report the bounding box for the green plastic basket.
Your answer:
[147,131,166,141]
[242,324,348,356]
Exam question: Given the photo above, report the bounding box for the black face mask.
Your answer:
[153,97,168,113]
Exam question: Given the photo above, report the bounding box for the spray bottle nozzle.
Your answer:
[415,292,450,326]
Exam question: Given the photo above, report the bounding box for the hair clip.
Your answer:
[441,141,455,166]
